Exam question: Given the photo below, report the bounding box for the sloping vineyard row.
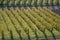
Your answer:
[0,0,60,7]
[0,7,60,40]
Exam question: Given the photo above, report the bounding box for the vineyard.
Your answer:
[0,0,60,7]
[0,7,60,40]
[0,0,60,40]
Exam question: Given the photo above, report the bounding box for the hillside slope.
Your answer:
[0,7,60,40]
